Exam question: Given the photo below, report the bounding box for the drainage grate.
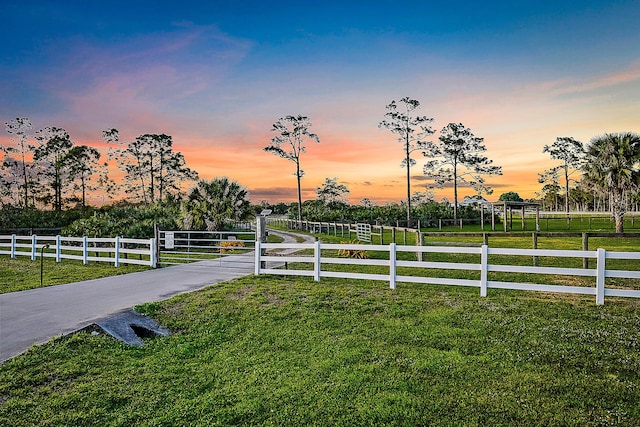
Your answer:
[92,309,170,346]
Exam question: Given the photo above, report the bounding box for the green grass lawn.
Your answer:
[1,230,639,424]
[0,257,149,294]
[0,233,286,294]
[292,232,640,290]
[424,213,640,233]
[1,275,639,426]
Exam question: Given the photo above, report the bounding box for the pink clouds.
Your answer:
[4,8,639,207]
[39,24,253,141]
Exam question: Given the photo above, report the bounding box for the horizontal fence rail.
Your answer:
[255,241,640,305]
[269,214,640,233]
[0,234,156,267]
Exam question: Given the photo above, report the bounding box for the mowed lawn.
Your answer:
[0,256,149,294]
[1,275,639,426]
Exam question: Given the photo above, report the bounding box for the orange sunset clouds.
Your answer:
[2,2,639,205]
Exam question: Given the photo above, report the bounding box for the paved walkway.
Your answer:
[0,228,314,363]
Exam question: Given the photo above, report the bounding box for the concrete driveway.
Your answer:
[0,228,315,364]
[0,253,255,363]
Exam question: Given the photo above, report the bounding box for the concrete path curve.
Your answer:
[0,228,314,364]
[265,228,316,253]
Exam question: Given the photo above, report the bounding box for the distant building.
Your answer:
[457,196,489,207]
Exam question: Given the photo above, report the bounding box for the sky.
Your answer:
[1,0,639,205]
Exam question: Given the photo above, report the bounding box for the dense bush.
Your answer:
[62,201,180,238]
[7,198,496,238]
[289,200,488,227]
[0,206,93,230]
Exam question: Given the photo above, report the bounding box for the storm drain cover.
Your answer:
[93,309,170,346]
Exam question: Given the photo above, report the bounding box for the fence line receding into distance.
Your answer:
[255,241,640,305]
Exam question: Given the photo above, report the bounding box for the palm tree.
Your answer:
[179,177,251,231]
[583,133,640,233]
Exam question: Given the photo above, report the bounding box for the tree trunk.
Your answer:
[613,191,625,233]
[149,156,155,203]
[615,211,624,233]
[55,157,61,211]
[453,160,458,222]
[406,145,411,228]
[21,155,28,209]
[564,164,570,221]
[81,175,86,207]
[296,163,303,222]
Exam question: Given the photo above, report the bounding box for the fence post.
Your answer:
[149,238,156,268]
[11,234,16,258]
[154,223,160,267]
[56,235,61,262]
[491,204,496,231]
[115,236,120,267]
[83,236,88,265]
[416,231,423,262]
[31,234,37,260]
[255,241,262,275]
[532,232,538,267]
[314,240,321,282]
[582,233,589,269]
[389,243,397,290]
[480,245,488,297]
[596,248,605,305]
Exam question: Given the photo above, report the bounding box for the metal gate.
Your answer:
[157,229,256,269]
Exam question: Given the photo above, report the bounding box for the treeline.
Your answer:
[3,113,640,235]
[537,184,640,213]
[1,119,197,210]
[0,197,481,238]
[263,199,484,227]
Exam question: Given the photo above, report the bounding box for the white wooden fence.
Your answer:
[0,234,156,267]
[255,241,640,305]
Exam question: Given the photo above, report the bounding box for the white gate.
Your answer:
[157,229,256,269]
[356,223,372,242]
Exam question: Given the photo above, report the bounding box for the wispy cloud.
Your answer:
[553,60,640,95]
[32,24,253,138]
[250,186,316,202]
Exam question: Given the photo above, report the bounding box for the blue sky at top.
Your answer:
[1,1,639,202]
